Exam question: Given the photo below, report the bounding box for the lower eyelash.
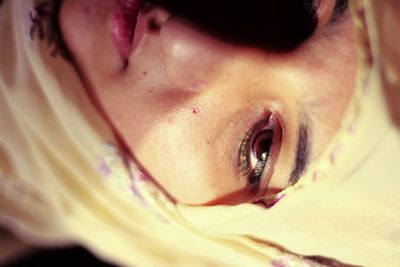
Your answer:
[239,132,251,175]
[247,152,267,194]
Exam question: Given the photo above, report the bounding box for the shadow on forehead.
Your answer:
[152,0,319,52]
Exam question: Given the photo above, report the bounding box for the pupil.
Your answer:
[253,130,273,160]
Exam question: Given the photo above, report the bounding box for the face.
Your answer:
[59,0,356,205]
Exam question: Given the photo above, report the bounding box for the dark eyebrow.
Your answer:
[289,121,311,185]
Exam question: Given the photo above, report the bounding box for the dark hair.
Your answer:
[152,0,319,52]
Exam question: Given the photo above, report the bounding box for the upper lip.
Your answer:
[111,0,145,61]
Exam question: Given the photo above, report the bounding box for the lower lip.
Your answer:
[111,0,145,60]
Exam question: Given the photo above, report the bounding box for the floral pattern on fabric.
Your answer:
[96,142,171,224]
[29,0,71,59]
[95,142,359,266]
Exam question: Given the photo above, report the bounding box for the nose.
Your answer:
[159,17,233,90]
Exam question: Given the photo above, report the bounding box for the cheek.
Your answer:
[128,111,237,205]
[60,0,122,81]
[139,126,208,202]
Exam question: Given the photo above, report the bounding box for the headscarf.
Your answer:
[0,0,399,266]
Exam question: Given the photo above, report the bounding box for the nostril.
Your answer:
[129,5,171,62]
[140,6,170,34]
[148,18,161,32]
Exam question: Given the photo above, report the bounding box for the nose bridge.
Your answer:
[159,17,234,90]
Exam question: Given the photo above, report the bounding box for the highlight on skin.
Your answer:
[59,0,356,205]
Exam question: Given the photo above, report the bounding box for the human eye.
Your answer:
[235,0,349,200]
[239,113,282,196]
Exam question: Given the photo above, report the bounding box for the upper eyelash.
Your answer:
[247,152,267,194]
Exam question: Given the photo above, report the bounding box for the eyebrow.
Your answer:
[288,121,311,185]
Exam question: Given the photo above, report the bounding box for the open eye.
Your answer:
[239,114,282,195]
[251,129,273,165]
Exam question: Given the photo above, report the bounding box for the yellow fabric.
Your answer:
[0,0,399,267]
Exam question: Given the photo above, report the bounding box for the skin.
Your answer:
[59,0,357,205]
[372,0,400,127]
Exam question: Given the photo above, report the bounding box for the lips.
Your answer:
[111,0,145,60]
